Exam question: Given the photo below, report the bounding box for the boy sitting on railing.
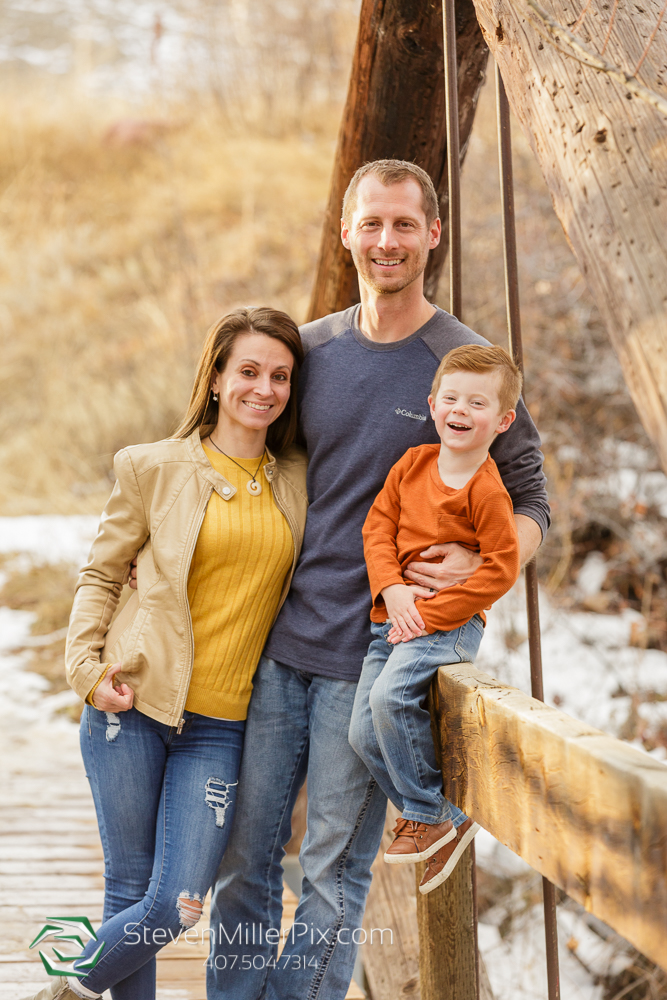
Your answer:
[349,344,522,894]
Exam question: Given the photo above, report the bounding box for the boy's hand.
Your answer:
[387,624,428,644]
[381,585,425,643]
[128,558,138,590]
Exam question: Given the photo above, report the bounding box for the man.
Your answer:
[207,159,549,999]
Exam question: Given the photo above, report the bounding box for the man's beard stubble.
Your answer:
[350,245,429,295]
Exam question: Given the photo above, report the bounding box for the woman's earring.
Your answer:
[212,391,218,402]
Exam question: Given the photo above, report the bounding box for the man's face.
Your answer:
[341,176,441,295]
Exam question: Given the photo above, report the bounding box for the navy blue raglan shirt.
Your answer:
[265,305,550,681]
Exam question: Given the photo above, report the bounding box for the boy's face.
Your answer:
[428,369,515,454]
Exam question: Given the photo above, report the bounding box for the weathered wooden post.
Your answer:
[415,853,478,999]
[470,0,667,475]
[308,0,488,321]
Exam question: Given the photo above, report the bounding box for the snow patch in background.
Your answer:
[479,583,667,752]
[0,516,97,727]
[0,0,202,97]
[0,515,97,565]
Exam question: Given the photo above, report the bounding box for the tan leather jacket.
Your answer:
[66,428,308,728]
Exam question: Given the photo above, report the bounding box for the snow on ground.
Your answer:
[478,583,667,754]
[467,583,667,996]
[475,826,637,998]
[0,516,98,725]
[478,900,635,1000]
[1,516,663,998]
[0,515,97,566]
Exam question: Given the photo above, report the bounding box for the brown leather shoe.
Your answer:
[384,816,457,864]
[418,817,480,893]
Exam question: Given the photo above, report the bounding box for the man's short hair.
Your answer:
[342,160,439,226]
[431,344,523,414]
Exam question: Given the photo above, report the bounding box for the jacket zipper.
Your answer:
[175,483,214,732]
[270,477,300,616]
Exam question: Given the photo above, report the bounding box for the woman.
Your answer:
[25,308,307,1000]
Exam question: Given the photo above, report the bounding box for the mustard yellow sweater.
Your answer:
[184,446,293,720]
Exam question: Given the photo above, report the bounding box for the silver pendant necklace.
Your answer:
[208,436,265,495]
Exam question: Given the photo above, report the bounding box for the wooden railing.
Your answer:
[413,662,667,998]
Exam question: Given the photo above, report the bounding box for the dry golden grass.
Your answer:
[0,81,340,514]
[1,66,665,648]
[0,559,76,635]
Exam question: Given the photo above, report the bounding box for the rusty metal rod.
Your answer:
[525,558,545,700]
[443,0,462,321]
[542,877,561,1000]
[495,67,524,377]
[495,62,561,1000]
[443,5,478,997]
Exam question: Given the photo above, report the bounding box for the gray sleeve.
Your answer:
[299,306,358,355]
[489,398,551,540]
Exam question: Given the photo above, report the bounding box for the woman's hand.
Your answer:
[92,664,134,713]
[381,584,425,643]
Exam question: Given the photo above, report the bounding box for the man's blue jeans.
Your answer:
[207,656,388,1000]
[74,705,244,999]
[349,617,484,825]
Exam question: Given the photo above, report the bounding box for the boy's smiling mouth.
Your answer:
[447,421,471,431]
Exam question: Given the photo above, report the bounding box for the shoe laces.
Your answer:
[393,817,427,836]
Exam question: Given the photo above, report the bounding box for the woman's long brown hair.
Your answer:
[174,307,304,453]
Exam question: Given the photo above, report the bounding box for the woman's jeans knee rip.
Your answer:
[176,891,205,928]
[205,777,239,828]
[104,712,121,742]
[75,705,244,1000]
[350,616,484,827]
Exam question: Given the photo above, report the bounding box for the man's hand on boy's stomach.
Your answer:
[404,542,483,595]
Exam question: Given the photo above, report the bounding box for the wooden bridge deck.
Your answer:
[0,711,363,999]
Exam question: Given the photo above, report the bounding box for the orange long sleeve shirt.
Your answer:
[362,445,520,633]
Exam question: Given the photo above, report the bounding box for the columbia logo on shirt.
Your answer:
[395,407,427,422]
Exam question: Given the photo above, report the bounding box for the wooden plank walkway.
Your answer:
[0,710,363,999]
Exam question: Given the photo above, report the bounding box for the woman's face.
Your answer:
[211,332,294,436]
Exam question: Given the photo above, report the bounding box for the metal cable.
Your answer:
[496,63,562,1000]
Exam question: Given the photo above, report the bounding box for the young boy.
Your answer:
[349,344,523,894]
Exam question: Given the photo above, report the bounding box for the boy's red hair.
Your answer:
[431,344,523,413]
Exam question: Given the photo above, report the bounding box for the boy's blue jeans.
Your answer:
[74,705,244,999]
[349,616,484,826]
